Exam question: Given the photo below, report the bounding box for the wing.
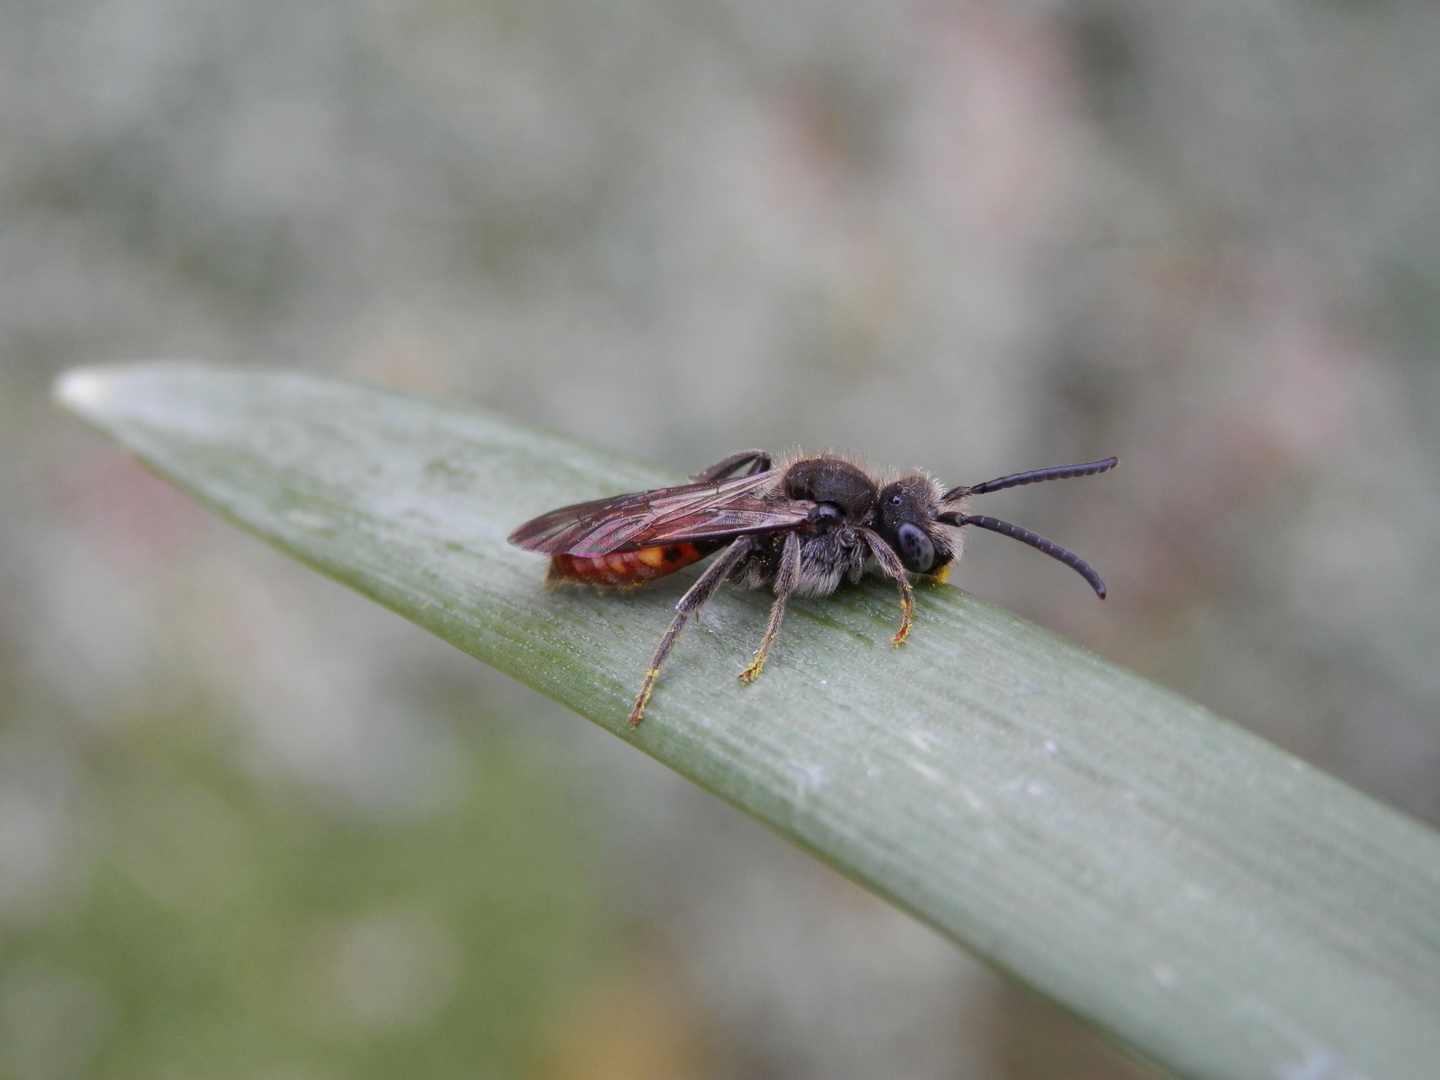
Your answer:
[508,470,813,556]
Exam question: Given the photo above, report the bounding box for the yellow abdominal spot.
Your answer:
[636,547,668,568]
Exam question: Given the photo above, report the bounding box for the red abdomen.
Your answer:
[548,543,709,588]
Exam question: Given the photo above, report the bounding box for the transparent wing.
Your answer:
[508,470,812,556]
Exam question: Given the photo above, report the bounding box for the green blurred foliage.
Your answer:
[1,698,609,1080]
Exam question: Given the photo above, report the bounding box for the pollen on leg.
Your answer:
[891,580,915,647]
[738,656,766,683]
[628,688,653,726]
[628,667,666,725]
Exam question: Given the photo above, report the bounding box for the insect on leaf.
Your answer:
[55,363,1440,1080]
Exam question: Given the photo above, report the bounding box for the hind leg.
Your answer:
[628,536,755,725]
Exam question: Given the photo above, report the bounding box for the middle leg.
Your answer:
[739,530,802,683]
[690,450,773,483]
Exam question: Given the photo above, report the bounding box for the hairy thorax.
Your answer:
[730,455,878,596]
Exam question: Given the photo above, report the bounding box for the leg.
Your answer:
[861,528,915,646]
[739,530,801,683]
[690,450,772,483]
[629,536,754,725]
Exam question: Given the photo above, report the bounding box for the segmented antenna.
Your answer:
[937,512,1108,598]
[943,457,1118,502]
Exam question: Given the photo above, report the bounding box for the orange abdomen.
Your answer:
[548,543,710,588]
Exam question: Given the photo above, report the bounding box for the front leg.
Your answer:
[861,528,915,646]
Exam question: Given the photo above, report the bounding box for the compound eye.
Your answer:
[896,522,936,572]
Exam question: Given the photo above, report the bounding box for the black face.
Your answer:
[782,458,878,530]
[874,476,953,574]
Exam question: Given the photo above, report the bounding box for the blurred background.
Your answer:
[4,0,1440,1076]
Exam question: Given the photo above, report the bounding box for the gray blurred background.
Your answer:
[4,0,1440,1076]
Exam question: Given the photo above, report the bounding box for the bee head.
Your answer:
[874,476,955,575]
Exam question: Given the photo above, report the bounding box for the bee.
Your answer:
[509,450,1117,725]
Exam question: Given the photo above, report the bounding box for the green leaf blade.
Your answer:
[57,362,1440,1080]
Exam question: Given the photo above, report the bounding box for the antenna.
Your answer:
[936,512,1108,598]
[942,457,1118,502]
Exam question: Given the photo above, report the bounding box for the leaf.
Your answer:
[56,363,1440,1080]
